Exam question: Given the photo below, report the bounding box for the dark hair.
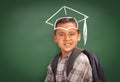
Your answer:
[54,17,80,34]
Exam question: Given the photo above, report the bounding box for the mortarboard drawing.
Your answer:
[45,6,89,45]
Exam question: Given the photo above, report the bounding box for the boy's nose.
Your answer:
[65,35,70,40]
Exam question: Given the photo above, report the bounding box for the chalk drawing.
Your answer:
[45,6,89,45]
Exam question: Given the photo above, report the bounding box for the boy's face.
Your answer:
[54,22,80,53]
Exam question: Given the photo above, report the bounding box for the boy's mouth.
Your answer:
[64,43,72,47]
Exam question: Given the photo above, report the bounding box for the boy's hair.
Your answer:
[54,17,80,34]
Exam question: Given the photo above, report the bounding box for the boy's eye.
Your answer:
[59,34,64,36]
[58,33,65,36]
[70,33,75,36]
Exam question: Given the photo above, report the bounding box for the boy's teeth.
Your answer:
[65,43,71,45]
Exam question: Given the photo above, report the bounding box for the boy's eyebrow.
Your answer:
[69,31,77,33]
[57,29,77,33]
[55,27,78,31]
[57,32,65,34]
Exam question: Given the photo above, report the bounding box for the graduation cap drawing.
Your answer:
[45,6,89,45]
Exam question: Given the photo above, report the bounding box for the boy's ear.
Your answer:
[54,35,57,43]
[78,33,81,41]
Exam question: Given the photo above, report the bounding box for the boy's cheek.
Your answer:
[57,41,64,46]
[57,41,62,45]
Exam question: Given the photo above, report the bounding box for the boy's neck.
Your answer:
[61,51,72,58]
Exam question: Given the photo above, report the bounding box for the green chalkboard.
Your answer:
[0,0,120,82]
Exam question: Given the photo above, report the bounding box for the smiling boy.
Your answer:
[45,17,93,82]
[54,18,80,58]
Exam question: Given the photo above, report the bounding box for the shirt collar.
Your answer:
[59,51,72,61]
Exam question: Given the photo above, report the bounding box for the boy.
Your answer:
[45,17,93,82]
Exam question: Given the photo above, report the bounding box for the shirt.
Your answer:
[45,52,93,82]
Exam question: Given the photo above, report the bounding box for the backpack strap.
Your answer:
[51,53,61,82]
[66,48,84,76]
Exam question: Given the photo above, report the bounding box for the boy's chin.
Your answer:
[62,47,74,52]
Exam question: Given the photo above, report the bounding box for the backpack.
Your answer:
[51,48,105,82]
